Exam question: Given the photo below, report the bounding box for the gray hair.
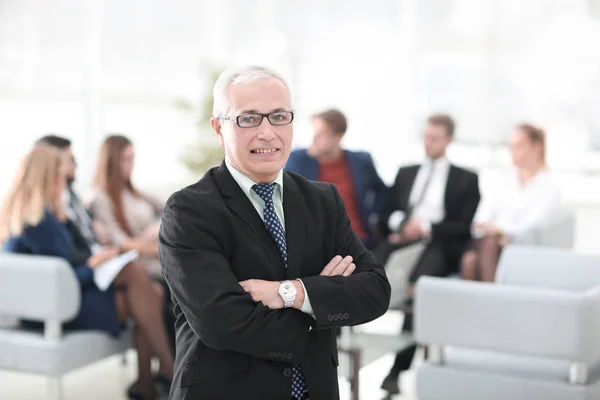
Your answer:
[212,65,292,117]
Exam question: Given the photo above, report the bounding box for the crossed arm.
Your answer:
[239,255,356,310]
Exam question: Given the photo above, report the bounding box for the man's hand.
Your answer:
[320,255,355,277]
[400,218,424,242]
[239,280,283,309]
[388,233,403,244]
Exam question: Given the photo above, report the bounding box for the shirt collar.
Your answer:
[225,157,284,199]
[425,155,449,169]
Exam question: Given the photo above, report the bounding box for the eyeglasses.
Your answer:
[218,110,294,128]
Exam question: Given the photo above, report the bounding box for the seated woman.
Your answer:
[86,135,164,279]
[0,145,173,400]
[460,123,563,282]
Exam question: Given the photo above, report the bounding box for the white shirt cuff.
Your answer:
[297,279,315,320]
[388,211,406,232]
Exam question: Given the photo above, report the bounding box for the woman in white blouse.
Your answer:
[461,124,563,282]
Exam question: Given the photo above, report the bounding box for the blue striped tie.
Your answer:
[252,183,308,399]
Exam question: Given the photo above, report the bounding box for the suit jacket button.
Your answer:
[287,353,293,360]
[269,351,276,357]
[283,368,292,378]
[343,313,349,320]
[327,314,333,322]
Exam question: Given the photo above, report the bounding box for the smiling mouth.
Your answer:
[251,148,280,154]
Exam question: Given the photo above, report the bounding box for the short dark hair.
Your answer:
[36,135,71,150]
[427,113,455,138]
[312,109,347,135]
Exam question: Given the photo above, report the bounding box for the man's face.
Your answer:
[423,123,452,159]
[211,78,293,183]
[309,117,342,158]
[63,146,76,184]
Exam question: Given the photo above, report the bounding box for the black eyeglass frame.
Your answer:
[218,110,295,128]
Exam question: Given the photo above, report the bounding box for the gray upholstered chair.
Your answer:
[512,207,576,249]
[0,253,132,400]
[414,245,600,400]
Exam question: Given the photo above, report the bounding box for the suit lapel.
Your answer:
[444,165,457,211]
[213,162,285,279]
[282,172,305,280]
[400,166,420,210]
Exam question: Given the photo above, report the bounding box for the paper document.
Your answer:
[93,250,139,291]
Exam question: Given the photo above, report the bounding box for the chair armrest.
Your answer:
[496,246,600,292]
[0,253,80,322]
[414,277,600,363]
[510,208,575,248]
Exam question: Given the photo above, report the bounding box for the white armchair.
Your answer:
[414,245,600,400]
[0,253,132,400]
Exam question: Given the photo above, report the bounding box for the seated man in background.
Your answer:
[377,114,480,396]
[285,108,388,249]
[461,123,563,282]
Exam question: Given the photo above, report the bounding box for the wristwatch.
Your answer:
[278,280,297,308]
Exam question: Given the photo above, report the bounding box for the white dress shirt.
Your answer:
[473,169,563,237]
[225,158,315,318]
[388,157,451,233]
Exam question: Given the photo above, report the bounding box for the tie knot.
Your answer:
[252,183,276,203]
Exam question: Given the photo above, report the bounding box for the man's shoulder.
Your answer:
[344,150,373,163]
[288,148,309,161]
[449,164,478,180]
[285,170,334,197]
[397,164,420,174]
[165,169,222,212]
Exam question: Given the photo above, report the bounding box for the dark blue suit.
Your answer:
[3,210,123,337]
[285,149,388,248]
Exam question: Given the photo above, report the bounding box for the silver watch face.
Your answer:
[279,280,296,301]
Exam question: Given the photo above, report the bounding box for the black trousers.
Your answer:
[389,316,419,376]
[375,240,465,376]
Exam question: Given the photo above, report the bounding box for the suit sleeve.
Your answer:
[159,191,313,364]
[367,154,389,216]
[430,173,481,240]
[299,185,391,329]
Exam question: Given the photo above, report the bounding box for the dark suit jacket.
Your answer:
[285,149,388,247]
[65,187,97,266]
[379,164,480,245]
[159,162,391,400]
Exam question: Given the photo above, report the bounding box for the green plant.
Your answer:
[177,65,225,177]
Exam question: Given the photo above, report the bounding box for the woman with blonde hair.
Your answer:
[1,145,173,400]
[460,123,563,282]
[87,135,163,278]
